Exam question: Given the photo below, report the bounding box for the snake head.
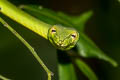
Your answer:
[48,25,79,51]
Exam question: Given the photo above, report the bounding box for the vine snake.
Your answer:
[0,0,79,50]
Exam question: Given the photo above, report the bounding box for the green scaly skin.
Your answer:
[0,0,79,50]
[48,25,79,50]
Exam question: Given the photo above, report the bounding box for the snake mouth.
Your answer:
[55,42,65,48]
[56,42,72,50]
[50,38,72,50]
[53,41,68,50]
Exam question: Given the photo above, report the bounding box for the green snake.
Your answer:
[0,0,79,50]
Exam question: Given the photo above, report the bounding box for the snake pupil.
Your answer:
[52,29,56,32]
[71,34,76,38]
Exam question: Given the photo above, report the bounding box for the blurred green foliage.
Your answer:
[0,0,120,80]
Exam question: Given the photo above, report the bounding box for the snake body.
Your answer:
[0,0,79,50]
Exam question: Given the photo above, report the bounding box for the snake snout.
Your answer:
[57,40,67,47]
[57,40,63,45]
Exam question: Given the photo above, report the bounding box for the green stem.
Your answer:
[0,0,51,39]
[0,75,10,80]
[0,17,53,80]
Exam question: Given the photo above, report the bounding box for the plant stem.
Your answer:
[0,75,10,80]
[0,17,53,80]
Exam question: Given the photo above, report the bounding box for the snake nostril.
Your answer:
[57,40,63,46]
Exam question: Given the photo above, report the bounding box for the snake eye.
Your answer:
[71,34,76,38]
[52,29,56,32]
[71,33,77,39]
[51,27,56,33]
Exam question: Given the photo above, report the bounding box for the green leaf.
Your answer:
[77,32,118,67]
[21,5,92,32]
[75,59,98,80]
[57,11,93,32]
[21,5,118,67]
[57,12,73,23]
[71,11,93,32]
[59,63,77,80]
[20,5,74,27]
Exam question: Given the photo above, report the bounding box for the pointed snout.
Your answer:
[57,40,65,47]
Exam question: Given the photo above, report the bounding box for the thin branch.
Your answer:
[0,75,10,80]
[0,17,53,80]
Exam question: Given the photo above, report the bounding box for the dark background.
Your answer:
[0,0,120,80]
